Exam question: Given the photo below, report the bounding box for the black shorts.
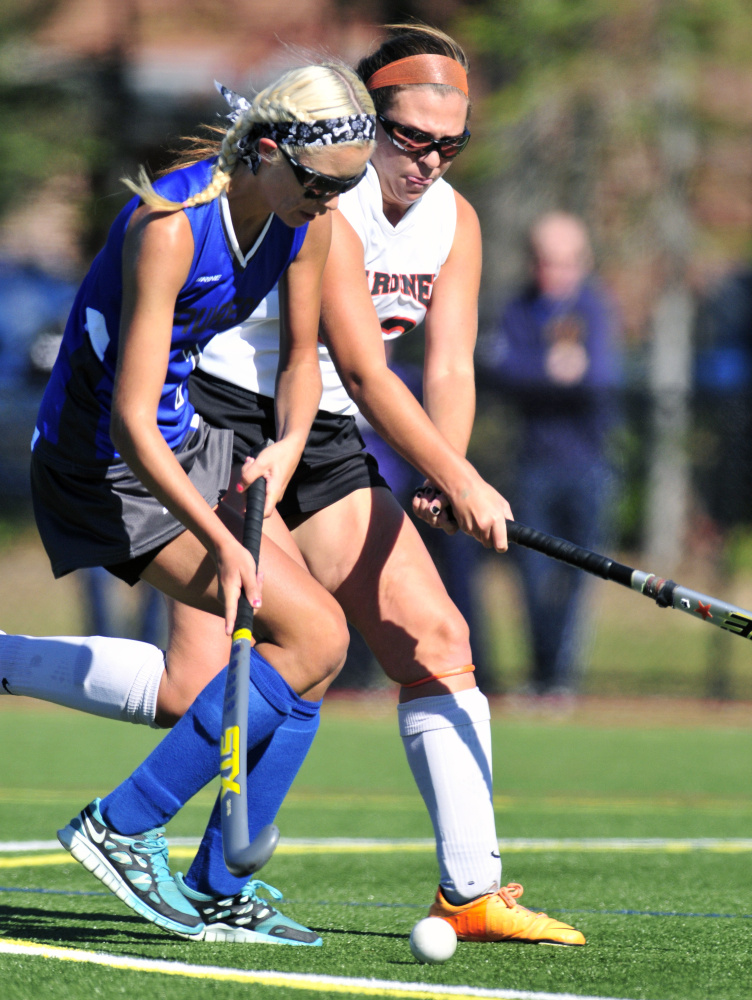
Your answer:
[189,368,389,521]
[31,416,233,585]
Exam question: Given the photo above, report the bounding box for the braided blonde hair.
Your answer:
[123,63,375,212]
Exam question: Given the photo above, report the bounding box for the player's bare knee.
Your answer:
[311,604,350,685]
[428,606,472,665]
[323,627,349,684]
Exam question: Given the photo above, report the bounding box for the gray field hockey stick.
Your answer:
[220,445,279,877]
[505,519,752,641]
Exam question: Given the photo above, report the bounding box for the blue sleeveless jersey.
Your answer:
[33,159,307,464]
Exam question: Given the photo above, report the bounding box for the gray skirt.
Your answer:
[31,416,233,581]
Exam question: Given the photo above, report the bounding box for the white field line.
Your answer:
[2,836,752,854]
[3,837,751,872]
[0,938,645,1000]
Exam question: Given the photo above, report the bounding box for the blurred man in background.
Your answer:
[691,266,752,698]
[479,211,623,698]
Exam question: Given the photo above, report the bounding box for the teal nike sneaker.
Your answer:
[176,873,322,945]
[57,799,204,937]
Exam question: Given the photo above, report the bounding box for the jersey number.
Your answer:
[381,316,416,341]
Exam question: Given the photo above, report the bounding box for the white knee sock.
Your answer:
[398,687,501,904]
[0,633,164,727]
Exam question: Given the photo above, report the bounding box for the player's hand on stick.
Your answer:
[445,475,513,552]
[412,482,459,535]
[237,438,298,518]
[214,534,263,637]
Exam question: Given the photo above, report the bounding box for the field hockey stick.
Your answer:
[220,444,279,877]
[505,519,752,641]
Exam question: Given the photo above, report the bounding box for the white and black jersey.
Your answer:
[196,163,458,415]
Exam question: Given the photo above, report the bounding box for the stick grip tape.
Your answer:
[506,520,634,588]
[234,475,266,636]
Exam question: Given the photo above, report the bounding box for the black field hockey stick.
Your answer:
[220,446,279,877]
[505,519,752,641]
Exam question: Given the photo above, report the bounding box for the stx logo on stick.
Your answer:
[720,613,752,639]
[220,725,241,798]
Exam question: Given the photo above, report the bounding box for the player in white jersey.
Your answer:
[185,25,586,947]
[198,154,458,418]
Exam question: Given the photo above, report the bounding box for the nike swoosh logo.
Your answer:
[2,678,12,694]
[491,851,501,858]
[83,813,107,844]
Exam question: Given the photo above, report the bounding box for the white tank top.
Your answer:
[197,163,458,416]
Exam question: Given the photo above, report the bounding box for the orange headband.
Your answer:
[365,54,468,97]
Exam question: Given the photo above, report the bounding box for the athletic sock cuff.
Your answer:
[102,769,182,833]
[398,687,491,737]
[290,695,323,722]
[124,648,165,728]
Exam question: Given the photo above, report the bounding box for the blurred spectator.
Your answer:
[692,267,752,698]
[0,259,77,505]
[693,267,752,533]
[479,212,623,697]
[0,259,76,383]
[80,566,168,648]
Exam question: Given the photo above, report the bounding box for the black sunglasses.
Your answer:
[377,114,471,160]
[278,147,367,200]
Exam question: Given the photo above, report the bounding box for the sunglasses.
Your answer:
[377,114,471,160]
[278,147,367,200]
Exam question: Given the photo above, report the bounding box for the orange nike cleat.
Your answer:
[428,882,586,946]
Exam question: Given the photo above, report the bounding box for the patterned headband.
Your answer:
[216,82,376,173]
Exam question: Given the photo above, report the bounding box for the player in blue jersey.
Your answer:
[16,63,376,940]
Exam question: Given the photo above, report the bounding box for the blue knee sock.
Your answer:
[101,649,301,835]
[183,695,321,898]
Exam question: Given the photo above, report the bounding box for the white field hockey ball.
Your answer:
[409,916,457,964]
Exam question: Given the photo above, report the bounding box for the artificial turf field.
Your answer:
[1,694,750,1000]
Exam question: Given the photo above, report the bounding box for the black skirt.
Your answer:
[188,368,390,521]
